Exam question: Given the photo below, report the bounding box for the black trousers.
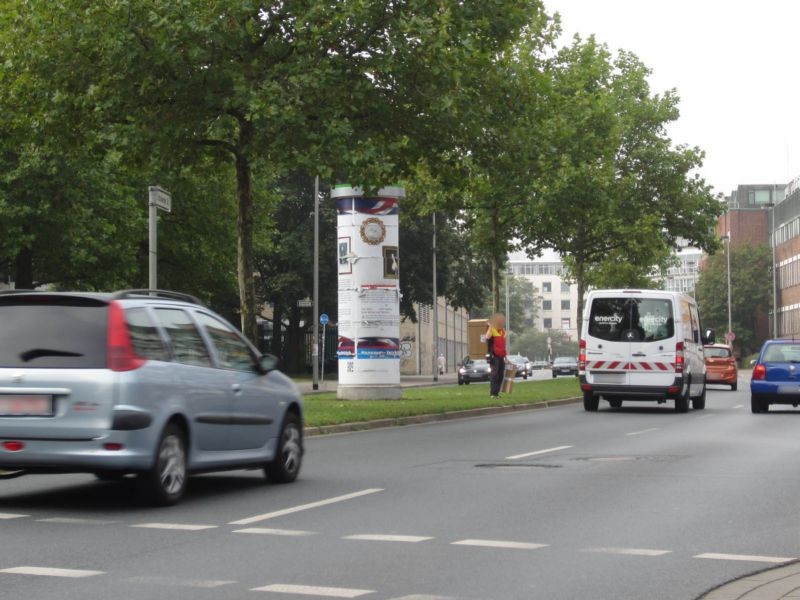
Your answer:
[489,355,505,396]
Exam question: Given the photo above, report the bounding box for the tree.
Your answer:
[513,329,578,361]
[521,37,722,335]
[695,244,772,356]
[474,273,538,336]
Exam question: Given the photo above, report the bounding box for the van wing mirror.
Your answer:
[258,353,280,374]
[703,329,716,345]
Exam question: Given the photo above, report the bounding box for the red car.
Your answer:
[704,344,738,390]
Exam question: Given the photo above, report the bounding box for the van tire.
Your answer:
[692,384,706,410]
[674,390,690,413]
[583,392,599,412]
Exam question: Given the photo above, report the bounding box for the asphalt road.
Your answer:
[1,375,798,600]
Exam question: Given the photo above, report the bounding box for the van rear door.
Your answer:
[626,297,677,388]
[585,297,631,387]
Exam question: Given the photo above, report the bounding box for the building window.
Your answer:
[543,318,553,329]
[561,300,570,311]
[542,282,552,293]
[561,318,571,330]
[560,282,570,293]
[542,300,552,311]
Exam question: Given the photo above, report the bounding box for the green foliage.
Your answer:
[695,244,772,355]
[474,274,538,337]
[512,329,579,361]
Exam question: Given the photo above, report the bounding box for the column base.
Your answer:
[336,384,403,401]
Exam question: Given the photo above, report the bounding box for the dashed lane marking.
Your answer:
[387,596,457,600]
[0,513,28,520]
[251,583,375,597]
[451,539,548,550]
[229,488,384,526]
[127,575,235,588]
[734,404,744,409]
[234,528,317,537]
[505,445,573,460]
[584,547,672,557]
[37,517,116,525]
[343,534,434,543]
[694,553,796,563]
[626,428,659,436]
[0,566,105,578]
[131,523,217,531]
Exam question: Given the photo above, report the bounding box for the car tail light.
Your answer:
[753,364,767,381]
[107,301,146,372]
[579,339,586,371]
[675,342,684,374]
[103,443,124,451]
[2,441,25,452]
[581,383,592,392]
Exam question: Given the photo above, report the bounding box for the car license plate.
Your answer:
[0,395,53,416]
[778,385,800,395]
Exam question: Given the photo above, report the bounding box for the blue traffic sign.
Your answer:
[320,313,329,326]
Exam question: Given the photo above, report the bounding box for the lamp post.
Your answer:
[721,234,732,341]
[432,212,438,382]
[312,176,320,390]
[766,201,778,338]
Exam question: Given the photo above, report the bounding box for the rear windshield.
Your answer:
[763,344,800,363]
[554,357,576,364]
[588,297,674,343]
[705,347,731,358]
[0,297,108,368]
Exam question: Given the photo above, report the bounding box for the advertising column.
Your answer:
[333,185,404,400]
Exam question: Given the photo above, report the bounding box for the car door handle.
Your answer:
[231,384,242,395]
[632,352,647,357]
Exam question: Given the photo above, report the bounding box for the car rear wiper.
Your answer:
[19,348,84,362]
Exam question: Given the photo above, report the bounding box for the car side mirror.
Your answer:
[749,359,757,367]
[703,328,716,345]
[258,354,279,374]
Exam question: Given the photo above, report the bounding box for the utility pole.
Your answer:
[505,266,510,346]
[312,176,320,390]
[722,234,732,339]
[432,212,438,382]
[768,198,778,338]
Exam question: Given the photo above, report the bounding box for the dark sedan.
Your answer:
[458,358,491,384]
[552,356,579,378]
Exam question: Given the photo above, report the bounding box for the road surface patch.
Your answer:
[251,583,375,597]
[229,488,384,526]
[131,522,217,531]
[505,445,573,460]
[694,553,796,563]
[343,534,434,543]
[234,527,317,537]
[451,539,548,550]
[583,547,672,556]
[626,428,659,436]
[0,566,104,578]
[0,512,28,519]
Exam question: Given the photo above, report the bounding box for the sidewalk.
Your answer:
[700,562,800,599]
[296,373,459,395]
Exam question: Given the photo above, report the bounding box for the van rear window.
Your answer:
[0,297,108,368]
[588,298,674,343]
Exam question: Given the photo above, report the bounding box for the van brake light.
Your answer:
[107,301,146,372]
[753,364,766,381]
[579,339,586,371]
[675,342,684,374]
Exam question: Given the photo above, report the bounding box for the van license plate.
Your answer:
[0,395,54,416]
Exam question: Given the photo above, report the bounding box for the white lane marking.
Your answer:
[694,553,796,563]
[131,523,217,531]
[733,404,744,409]
[388,596,456,600]
[626,428,659,436]
[0,566,105,578]
[234,528,317,537]
[127,575,235,588]
[0,513,28,520]
[451,539,548,550]
[584,547,672,557]
[252,583,375,597]
[505,445,573,460]
[37,517,116,525]
[343,534,433,543]
[229,488,384,526]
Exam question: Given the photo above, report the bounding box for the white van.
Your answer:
[579,290,715,413]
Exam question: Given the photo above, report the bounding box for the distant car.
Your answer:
[750,340,800,413]
[458,358,491,385]
[531,360,549,370]
[552,356,579,378]
[704,344,738,390]
[507,355,529,379]
[0,289,303,505]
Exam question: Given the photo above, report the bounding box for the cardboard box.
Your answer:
[502,362,517,393]
[468,318,490,360]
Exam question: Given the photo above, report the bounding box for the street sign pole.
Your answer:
[148,186,172,290]
[312,176,320,391]
[319,313,329,385]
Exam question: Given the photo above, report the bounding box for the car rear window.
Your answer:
[705,347,731,358]
[588,297,674,343]
[0,296,108,368]
[763,344,800,363]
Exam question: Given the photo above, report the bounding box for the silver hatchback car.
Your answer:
[0,289,303,505]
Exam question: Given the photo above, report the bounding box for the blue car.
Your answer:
[750,340,800,413]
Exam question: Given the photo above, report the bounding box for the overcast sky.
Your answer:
[545,0,799,197]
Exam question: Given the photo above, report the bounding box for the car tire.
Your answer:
[523,374,528,380]
[608,399,623,409]
[751,394,764,414]
[139,422,188,506]
[266,412,303,484]
[464,380,471,385]
[692,384,706,411]
[731,383,738,391]
[583,392,599,412]
[458,378,464,386]
[552,373,557,379]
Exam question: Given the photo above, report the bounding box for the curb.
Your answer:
[304,396,582,437]
[300,378,459,397]
[696,560,800,599]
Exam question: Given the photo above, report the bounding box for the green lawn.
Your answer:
[304,378,581,427]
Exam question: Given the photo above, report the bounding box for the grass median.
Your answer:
[304,377,581,427]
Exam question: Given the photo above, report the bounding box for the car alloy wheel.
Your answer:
[266,413,303,483]
[159,433,186,497]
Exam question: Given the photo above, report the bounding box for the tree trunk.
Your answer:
[14,244,34,289]
[271,305,283,358]
[235,122,257,342]
[491,255,500,314]
[575,259,586,341]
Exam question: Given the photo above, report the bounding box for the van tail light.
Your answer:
[579,339,586,371]
[675,342,684,374]
[753,364,767,381]
[107,301,146,372]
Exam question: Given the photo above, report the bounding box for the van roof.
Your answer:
[587,289,691,299]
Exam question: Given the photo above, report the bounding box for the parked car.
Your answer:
[531,360,549,370]
[750,340,800,413]
[507,355,529,379]
[552,356,579,378]
[578,289,713,412]
[704,344,738,390]
[458,357,491,384]
[0,289,303,505]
